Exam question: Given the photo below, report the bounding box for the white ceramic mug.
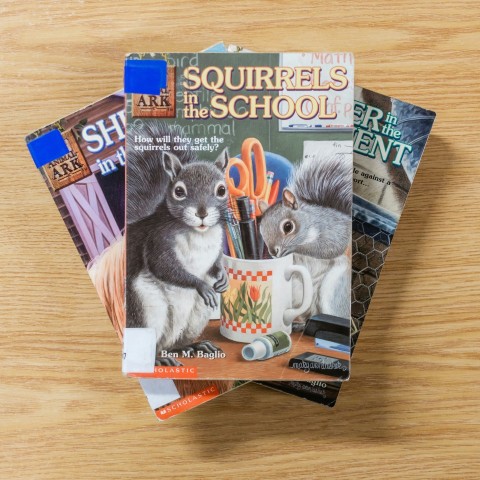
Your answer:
[220,253,313,343]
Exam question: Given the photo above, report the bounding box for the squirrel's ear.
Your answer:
[214,148,229,172]
[258,199,270,214]
[162,152,183,180]
[282,189,298,210]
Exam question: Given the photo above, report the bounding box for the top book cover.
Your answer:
[123,52,355,381]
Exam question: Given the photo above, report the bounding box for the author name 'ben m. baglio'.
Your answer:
[159,350,226,360]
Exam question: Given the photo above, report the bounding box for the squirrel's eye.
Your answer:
[281,220,295,235]
[175,186,186,197]
[216,184,227,198]
[173,183,187,200]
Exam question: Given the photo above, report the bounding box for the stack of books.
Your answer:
[25,43,435,421]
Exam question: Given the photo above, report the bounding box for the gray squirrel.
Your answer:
[259,153,352,323]
[126,122,229,366]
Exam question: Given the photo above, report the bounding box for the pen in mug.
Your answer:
[226,210,245,259]
[248,198,267,259]
[249,198,257,221]
[236,196,259,260]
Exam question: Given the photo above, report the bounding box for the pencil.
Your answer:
[226,210,245,259]
[225,228,237,258]
[264,171,274,202]
[229,194,240,221]
[233,225,245,258]
[268,179,280,205]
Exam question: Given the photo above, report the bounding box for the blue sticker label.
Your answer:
[27,129,69,169]
[124,59,168,95]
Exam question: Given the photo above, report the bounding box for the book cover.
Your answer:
[26,41,435,415]
[25,88,246,421]
[262,85,436,404]
[123,52,355,381]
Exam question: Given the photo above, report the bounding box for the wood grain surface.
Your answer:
[0,1,479,479]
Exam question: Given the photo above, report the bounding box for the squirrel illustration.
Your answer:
[126,122,229,366]
[259,153,352,323]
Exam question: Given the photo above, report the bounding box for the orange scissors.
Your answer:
[225,138,267,216]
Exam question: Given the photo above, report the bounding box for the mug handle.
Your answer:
[283,265,313,327]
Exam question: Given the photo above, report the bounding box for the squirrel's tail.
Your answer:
[87,237,126,339]
[292,152,352,215]
[126,122,197,223]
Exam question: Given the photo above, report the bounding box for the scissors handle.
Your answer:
[242,138,268,215]
[226,157,250,197]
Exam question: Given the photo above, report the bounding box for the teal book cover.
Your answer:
[263,85,436,404]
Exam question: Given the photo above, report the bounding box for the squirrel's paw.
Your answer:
[213,269,229,293]
[197,283,218,308]
[188,340,224,356]
[155,357,183,367]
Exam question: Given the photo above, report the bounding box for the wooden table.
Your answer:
[163,320,350,381]
[0,2,479,478]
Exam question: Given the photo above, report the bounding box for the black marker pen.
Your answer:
[236,196,258,260]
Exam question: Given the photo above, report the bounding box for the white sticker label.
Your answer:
[122,328,156,373]
[139,378,181,410]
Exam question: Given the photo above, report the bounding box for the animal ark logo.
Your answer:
[43,130,91,191]
[132,65,176,118]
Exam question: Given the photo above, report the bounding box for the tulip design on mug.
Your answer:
[249,285,261,303]
[220,278,273,334]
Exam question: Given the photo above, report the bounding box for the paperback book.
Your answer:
[26,42,435,416]
[263,84,436,403]
[123,52,355,381]
[25,88,245,421]
[223,44,435,405]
